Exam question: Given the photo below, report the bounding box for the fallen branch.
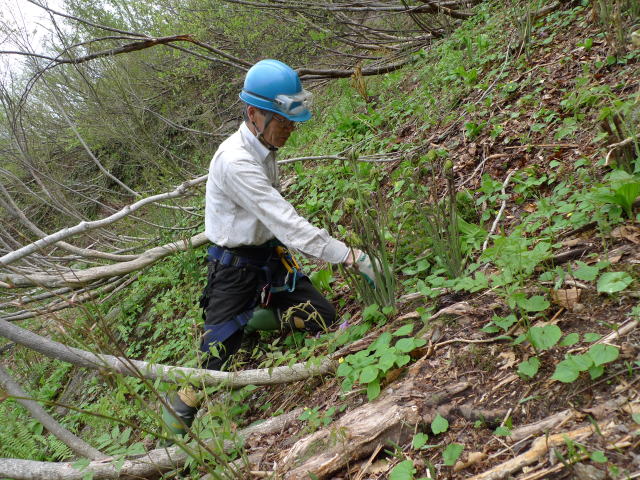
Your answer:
[0,318,336,387]
[0,407,302,480]
[0,175,207,268]
[0,233,208,288]
[279,355,469,479]
[605,136,636,166]
[0,366,107,460]
[482,169,517,251]
[467,421,612,480]
[507,409,574,443]
[2,277,128,322]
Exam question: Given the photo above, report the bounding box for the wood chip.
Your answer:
[551,288,581,310]
[612,225,640,244]
[454,451,487,472]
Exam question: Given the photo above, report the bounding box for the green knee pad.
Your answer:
[244,308,280,334]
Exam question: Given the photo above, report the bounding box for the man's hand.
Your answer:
[344,249,377,286]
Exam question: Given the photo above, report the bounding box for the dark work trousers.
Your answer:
[199,250,337,371]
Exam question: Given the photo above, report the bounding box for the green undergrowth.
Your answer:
[3,0,640,476]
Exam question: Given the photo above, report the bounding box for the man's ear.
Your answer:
[246,106,259,124]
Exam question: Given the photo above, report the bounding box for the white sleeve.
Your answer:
[218,155,349,263]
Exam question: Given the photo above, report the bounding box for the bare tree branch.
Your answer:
[0,407,303,480]
[0,366,108,460]
[0,176,207,268]
[0,233,207,288]
[0,318,337,387]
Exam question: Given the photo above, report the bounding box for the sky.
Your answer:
[0,0,64,75]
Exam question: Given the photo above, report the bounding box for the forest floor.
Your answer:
[229,5,640,480]
[2,2,639,480]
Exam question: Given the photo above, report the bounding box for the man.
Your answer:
[162,59,374,436]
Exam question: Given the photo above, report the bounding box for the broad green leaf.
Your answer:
[529,325,561,351]
[431,414,449,435]
[590,451,608,463]
[597,272,633,294]
[518,295,550,312]
[482,323,501,333]
[309,268,334,292]
[379,351,397,371]
[395,354,412,367]
[359,365,380,384]
[615,182,640,218]
[569,353,594,371]
[559,333,579,346]
[632,413,640,424]
[396,337,426,353]
[589,365,604,379]
[412,432,429,450]
[494,426,512,436]
[371,331,393,349]
[393,324,414,336]
[336,362,352,377]
[588,344,619,366]
[443,443,464,466]
[363,303,383,322]
[518,357,540,379]
[341,377,353,392]
[366,378,381,401]
[551,359,580,383]
[493,314,517,331]
[389,460,415,480]
[573,262,599,281]
[583,332,602,342]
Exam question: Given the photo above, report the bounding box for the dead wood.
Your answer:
[507,409,574,443]
[0,408,302,480]
[278,356,469,479]
[0,318,337,387]
[0,366,107,461]
[467,421,614,480]
[1,233,208,288]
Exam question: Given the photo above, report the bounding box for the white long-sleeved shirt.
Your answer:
[204,122,350,264]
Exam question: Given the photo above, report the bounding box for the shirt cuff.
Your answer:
[322,238,350,264]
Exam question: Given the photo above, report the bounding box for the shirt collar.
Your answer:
[240,122,272,163]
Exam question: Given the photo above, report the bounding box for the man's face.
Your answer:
[248,107,296,148]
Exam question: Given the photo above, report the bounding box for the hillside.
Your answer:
[1,1,640,479]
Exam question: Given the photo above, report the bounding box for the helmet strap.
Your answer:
[250,109,278,151]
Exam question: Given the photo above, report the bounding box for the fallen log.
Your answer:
[466,421,613,480]
[0,408,302,480]
[278,356,470,479]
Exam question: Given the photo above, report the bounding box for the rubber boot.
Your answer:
[160,387,200,443]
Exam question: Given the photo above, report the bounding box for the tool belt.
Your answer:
[200,242,304,351]
[207,242,303,304]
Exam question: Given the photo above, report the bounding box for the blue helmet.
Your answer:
[239,59,312,122]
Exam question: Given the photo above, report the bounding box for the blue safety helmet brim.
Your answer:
[239,59,312,122]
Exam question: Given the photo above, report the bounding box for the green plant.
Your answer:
[298,406,337,434]
[420,156,465,278]
[336,325,425,400]
[552,343,620,382]
[597,271,634,293]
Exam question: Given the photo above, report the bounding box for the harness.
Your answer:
[200,243,303,352]
[206,244,302,297]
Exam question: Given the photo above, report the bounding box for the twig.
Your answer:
[458,154,510,188]
[482,169,517,251]
[467,421,612,480]
[0,366,107,460]
[503,144,578,149]
[354,443,383,480]
[605,137,635,166]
